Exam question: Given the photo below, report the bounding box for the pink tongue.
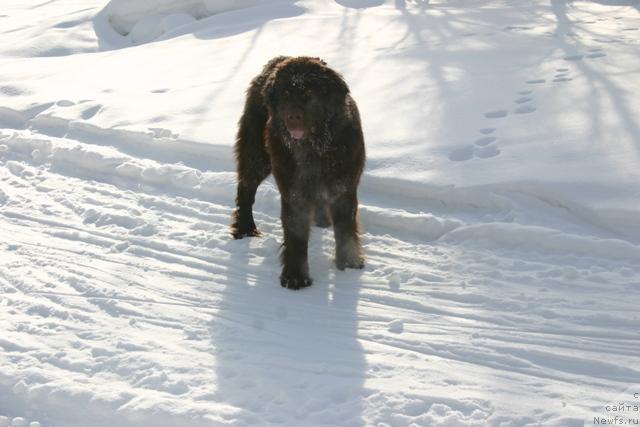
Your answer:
[290,129,305,140]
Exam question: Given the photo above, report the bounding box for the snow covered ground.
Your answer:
[1,0,639,426]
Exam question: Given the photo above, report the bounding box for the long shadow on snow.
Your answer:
[550,0,640,157]
[210,231,367,426]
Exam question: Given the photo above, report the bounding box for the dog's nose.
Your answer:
[286,106,303,121]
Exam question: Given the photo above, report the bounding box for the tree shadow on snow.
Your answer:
[550,0,640,156]
[209,229,368,426]
[186,1,304,42]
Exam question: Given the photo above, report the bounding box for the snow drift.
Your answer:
[102,0,260,45]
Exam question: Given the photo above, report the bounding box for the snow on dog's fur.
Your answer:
[231,56,366,290]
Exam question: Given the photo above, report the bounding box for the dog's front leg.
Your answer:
[280,194,312,290]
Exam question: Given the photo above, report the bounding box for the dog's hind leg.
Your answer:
[331,191,364,270]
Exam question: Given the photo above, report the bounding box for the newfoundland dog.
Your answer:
[231,56,365,290]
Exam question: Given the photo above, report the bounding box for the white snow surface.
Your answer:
[1,0,640,426]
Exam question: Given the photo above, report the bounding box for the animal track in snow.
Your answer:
[449,127,501,162]
[0,85,29,97]
[514,97,533,104]
[484,110,508,119]
[475,136,496,146]
[449,142,500,162]
[551,66,575,83]
[514,104,536,114]
[564,48,607,62]
[56,100,75,107]
[448,145,475,162]
[475,144,500,158]
[553,75,572,82]
[503,25,534,31]
[81,105,102,120]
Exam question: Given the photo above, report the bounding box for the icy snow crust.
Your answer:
[1,0,639,426]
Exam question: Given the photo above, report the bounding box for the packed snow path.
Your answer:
[1,108,639,426]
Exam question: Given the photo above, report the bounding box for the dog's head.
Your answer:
[262,57,349,142]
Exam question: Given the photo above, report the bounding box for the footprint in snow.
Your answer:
[514,104,536,114]
[564,50,607,62]
[448,145,474,162]
[475,136,496,146]
[552,67,574,83]
[475,145,500,158]
[503,25,534,31]
[449,133,500,162]
[484,110,508,119]
[514,96,533,104]
[81,105,102,120]
[553,76,572,82]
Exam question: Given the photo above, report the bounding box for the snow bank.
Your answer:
[442,222,640,263]
[360,205,462,241]
[103,0,259,44]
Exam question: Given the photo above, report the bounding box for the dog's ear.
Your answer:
[261,72,278,111]
[320,64,349,109]
[325,67,348,97]
[260,56,290,111]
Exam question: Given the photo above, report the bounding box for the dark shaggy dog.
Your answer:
[231,56,366,290]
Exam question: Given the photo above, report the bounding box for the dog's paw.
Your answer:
[280,272,313,290]
[231,209,261,239]
[336,255,364,271]
[231,227,261,239]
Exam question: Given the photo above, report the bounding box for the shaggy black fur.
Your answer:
[231,56,366,290]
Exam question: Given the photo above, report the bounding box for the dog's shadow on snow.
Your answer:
[209,229,367,425]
